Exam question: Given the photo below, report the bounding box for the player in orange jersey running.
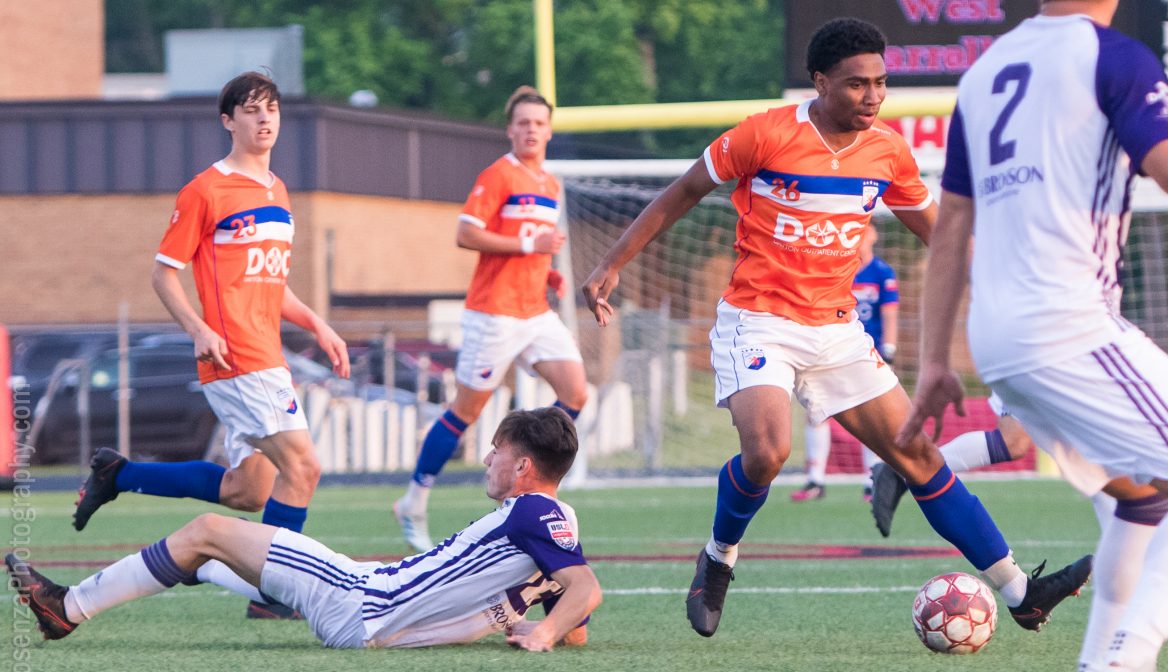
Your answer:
[583,18,1090,640]
[393,87,588,553]
[72,72,350,619]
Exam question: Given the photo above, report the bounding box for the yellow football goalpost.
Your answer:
[532,0,957,133]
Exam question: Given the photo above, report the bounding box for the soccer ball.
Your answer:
[911,572,998,654]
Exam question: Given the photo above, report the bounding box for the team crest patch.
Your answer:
[741,347,767,371]
[547,520,577,550]
[861,179,880,212]
[277,388,298,414]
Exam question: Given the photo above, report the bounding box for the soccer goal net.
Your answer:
[550,156,1168,479]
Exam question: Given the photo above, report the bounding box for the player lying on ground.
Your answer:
[10,408,601,651]
[581,16,1091,640]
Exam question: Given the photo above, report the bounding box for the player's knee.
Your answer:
[1005,436,1033,461]
[740,446,787,484]
[281,451,321,491]
[885,437,944,486]
[187,512,231,543]
[561,388,588,413]
[220,490,267,512]
[450,396,487,425]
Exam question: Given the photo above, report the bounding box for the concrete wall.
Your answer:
[0,1,103,101]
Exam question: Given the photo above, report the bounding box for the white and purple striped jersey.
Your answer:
[942,14,1168,382]
[362,493,585,648]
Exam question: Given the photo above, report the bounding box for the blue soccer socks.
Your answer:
[553,400,581,421]
[910,464,1010,571]
[412,410,469,487]
[711,455,771,547]
[262,497,308,533]
[115,460,225,504]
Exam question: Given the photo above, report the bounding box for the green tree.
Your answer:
[103,0,788,155]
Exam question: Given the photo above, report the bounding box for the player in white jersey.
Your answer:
[901,2,1168,669]
[7,408,601,652]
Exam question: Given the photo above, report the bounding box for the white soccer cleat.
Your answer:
[393,499,433,553]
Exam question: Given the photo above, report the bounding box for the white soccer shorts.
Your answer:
[260,528,378,648]
[202,367,309,468]
[709,300,898,424]
[989,329,1168,495]
[455,309,583,391]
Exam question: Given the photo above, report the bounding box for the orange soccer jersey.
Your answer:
[704,101,931,325]
[459,153,561,319]
[156,162,292,383]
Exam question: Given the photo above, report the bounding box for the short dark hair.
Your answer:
[505,85,553,122]
[493,407,577,482]
[218,71,281,118]
[806,18,886,78]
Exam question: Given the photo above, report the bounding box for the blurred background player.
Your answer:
[792,223,895,502]
[11,408,601,652]
[900,1,1168,668]
[870,392,1032,535]
[71,71,350,619]
[393,86,588,553]
[582,17,1090,640]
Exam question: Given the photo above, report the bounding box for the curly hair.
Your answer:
[805,18,887,78]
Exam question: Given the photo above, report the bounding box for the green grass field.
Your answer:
[1,478,1103,671]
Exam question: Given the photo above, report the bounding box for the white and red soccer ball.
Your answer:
[912,572,998,654]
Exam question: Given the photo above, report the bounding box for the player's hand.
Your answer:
[896,364,965,447]
[506,621,556,652]
[581,266,618,327]
[193,328,231,370]
[314,324,351,379]
[546,268,566,298]
[533,230,566,255]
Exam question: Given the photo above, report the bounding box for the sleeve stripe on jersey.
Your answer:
[458,214,487,229]
[702,146,728,184]
[154,253,186,270]
[886,193,935,211]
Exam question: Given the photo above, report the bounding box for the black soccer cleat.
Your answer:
[246,599,304,620]
[73,447,127,532]
[1008,555,1093,632]
[686,551,734,637]
[5,554,77,640]
[870,462,908,538]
